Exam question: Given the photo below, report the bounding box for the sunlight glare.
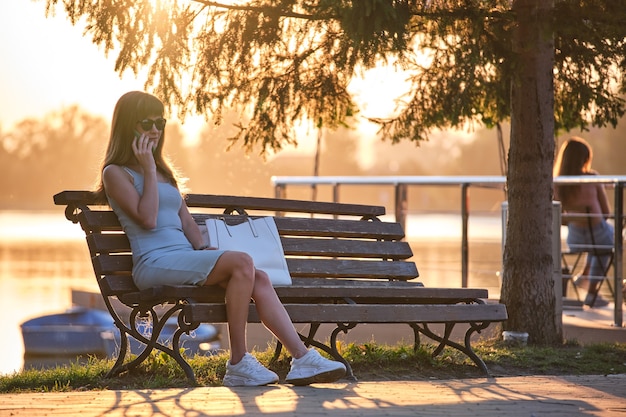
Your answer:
[0,2,145,130]
[349,66,411,119]
[0,211,84,241]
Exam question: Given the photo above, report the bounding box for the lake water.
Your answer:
[0,210,507,375]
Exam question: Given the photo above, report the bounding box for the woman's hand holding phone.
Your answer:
[132,131,157,171]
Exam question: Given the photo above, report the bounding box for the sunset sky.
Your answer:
[0,2,454,162]
[0,2,146,129]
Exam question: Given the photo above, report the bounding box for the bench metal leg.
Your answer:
[313,322,358,381]
[411,324,421,351]
[329,323,357,381]
[106,311,154,379]
[107,322,129,379]
[270,341,284,365]
[106,302,200,385]
[409,321,492,377]
[102,297,132,379]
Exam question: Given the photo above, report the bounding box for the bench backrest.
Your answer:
[54,191,419,301]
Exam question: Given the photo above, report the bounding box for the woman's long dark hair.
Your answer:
[553,137,593,204]
[94,91,179,202]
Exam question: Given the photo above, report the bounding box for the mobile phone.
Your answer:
[133,130,156,154]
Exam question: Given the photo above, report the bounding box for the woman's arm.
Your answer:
[103,164,159,229]
[179,201,207,249]
[597,184,611,218]
[103,135,160,229]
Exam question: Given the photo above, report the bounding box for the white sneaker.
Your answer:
[223,353,279,387]
[285,349,346,386]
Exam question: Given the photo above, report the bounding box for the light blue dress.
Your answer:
[107,167,225,290]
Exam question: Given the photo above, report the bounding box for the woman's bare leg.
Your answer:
[202,252,308,361]
[203,251,256,364]
[250,269,309,359]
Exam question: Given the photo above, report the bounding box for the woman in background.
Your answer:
[553,137,613,308]
[96,91,346,386]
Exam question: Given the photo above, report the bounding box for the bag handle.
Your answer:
[219,216,258,238]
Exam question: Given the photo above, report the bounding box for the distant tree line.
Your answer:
[1,106,625,211]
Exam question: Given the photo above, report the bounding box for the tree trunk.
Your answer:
[501,0,561,345]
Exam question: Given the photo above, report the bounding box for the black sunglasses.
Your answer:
[137,118,167,131]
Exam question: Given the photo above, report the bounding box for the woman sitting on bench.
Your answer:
[96,91,346,386]
[553,137,613,308]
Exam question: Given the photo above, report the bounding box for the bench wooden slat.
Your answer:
[193,216,406,240]
[92,254,133,276]
[185,194,386,217]
[55,191,387,218]
[281,238,413,259]
[289,303,508,323]
[98,275,137,296]
[93,254,419,280]
[132,281,487,304]
[78,211,406,239]
[275,281,487,301]
[86,234,130,254]
[54,190,102,206]
[274,217,405,239]
[286,258,418,279]
[86,234,413,259]
[184,303,508,324]
[98,277,491,311]
[78,210,121,232]
[80,212,407,241]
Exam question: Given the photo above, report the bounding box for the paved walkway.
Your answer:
[1,374,625,417]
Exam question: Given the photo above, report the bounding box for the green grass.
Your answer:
[1,340,625,393]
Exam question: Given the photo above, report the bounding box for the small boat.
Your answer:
[20,306,220,370]
[21,307,117,357]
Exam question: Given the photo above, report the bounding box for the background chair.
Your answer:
[561,212,615,307]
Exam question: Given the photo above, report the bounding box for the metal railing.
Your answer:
[272,175,625,327]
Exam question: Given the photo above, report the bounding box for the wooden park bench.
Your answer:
[54,190,508,384]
